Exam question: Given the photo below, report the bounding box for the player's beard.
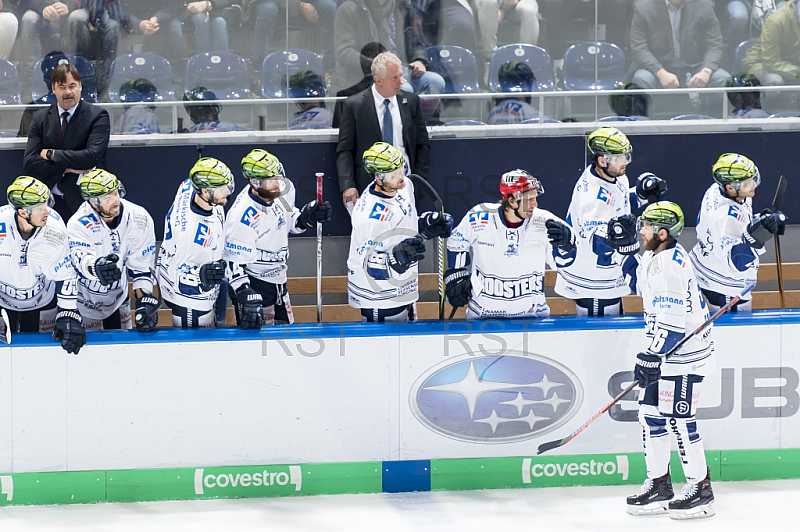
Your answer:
[642,233,664,251]
[253,187,282,201]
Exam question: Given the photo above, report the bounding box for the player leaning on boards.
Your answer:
[690,153,787,312]
[626,202,716,520]
[555,126,667,316]
[445,170,576,319]
[224,149,331,328]
[67,169,159,332]
[347,142,453,322]
[0,177,85,354]
[158,158,233,328]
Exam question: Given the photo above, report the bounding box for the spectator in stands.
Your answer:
[629,0,729,91]
[714,1,751,63]
[487,61,546,124]
[287,70,334,129]
[0,1,21,60]
[23,63,110,220]
[247,0,336,85]
[475,0,539,63]
[113,78,163,134]
[181,86,253,132]
[68,1,124,99]
[333,0,445,95]
[726,72,769,118]
[409,0,479,52]
[741,0,800,86]
[608,81,651,119]
[122,1,184,74]
[180,0,232,54]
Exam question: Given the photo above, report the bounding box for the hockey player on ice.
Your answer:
[158,158,234,328]
[224,149,331,327]
[689,153,786,312]
[444,170,576,319]
[0,176,85,354]
[67,169,159,332]
[347,142,453,322]
[625,201,716,520]
[554,126,667,316]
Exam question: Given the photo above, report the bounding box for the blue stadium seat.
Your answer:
[598,115,650,122]
[562,42,625,90]
[445,119,487,126]
[107,53,176,102]
[733,38,757,74]
[489,44,554,92]
[426,45,481,93]
[768,111,800,118]
[186,51,251,99]
[521,118,562,124]
[261,49,324,98]
[31,54,98,103]
[0,59,21,104]
[671,114,715,120]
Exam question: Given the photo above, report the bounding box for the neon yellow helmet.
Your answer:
[587,126,632,161]
[189,157,234,192]
[639,201,685,238]
[362,142,404,176]
[7,176,53,210]
[712,153,760,191]
[241,149,284,181]
[79,168,125,200]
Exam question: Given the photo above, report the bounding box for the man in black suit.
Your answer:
[336,51,430,212]
[23,63,110,220]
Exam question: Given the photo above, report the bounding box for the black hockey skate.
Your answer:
[668,468,715,520]
[626,471,673,516]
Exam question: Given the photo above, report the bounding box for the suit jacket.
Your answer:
[23,100,110,212]
[336,87,430,193]
[629,0,724,77]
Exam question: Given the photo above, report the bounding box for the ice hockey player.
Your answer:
[626,201,716,520]
[67,169,159,331]
[0,176,85,354]
[158,158,233,328]
[347,142,453,322]
[690,153,786,312]
[554,126,667,316]
[224,149,331,327]
[445,169,576,318]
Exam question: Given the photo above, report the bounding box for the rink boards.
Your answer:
[0,311,798,505]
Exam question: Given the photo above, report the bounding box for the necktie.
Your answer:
[382,99,393,146]
[60,111,69,139]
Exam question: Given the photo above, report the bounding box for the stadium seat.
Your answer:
[671,114,715,120]
[0,59,21,104]
[598,115,650,122]
[186,51,251,100]
[107,53,176,103]
[261,49,324,98]
[733,38,757,74]
[488,44,554,92]
[768,111,800,118]
[31,54,98,103]
[444,119,487,126]
[521,117,561,123]
[562,42,625,90]
[426,45,481,93]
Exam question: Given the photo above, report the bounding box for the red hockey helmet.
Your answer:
[499,169,544,199]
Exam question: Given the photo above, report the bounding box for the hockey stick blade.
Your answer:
[536,283,755,455]
[0,308,10,344]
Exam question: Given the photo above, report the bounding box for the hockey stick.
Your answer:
[772,175,788,309]
[316,172,324,323]
[536,282,755,455]
[0,308,10,344]
[408,174,446,320]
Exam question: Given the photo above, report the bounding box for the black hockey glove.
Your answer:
[635,172,668,204]
[89,254,121,286]
[297,200,332,230]
[743,210,787,249]
[199,259,226,292]
[235,284,264,330]
[634,352,662,388]
[418,211,454,239]
[52,308,86,355]
[607,214,640,255]
[388,236,426,275]
[545,219,575,252]
[444,268,472,308]
[134,295,160,332]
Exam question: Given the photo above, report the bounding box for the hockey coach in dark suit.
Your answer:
[23,62,110,220]
[336,51,430,211]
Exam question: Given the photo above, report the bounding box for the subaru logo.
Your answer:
[410,351,583,443]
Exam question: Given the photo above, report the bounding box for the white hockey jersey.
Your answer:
[0,205,77,311]
[448,203,575,319]
[347,180,419,309]
[555,165,635,299]
[487,100,543,125]
[67,199,157,320]
[636,243,715,377]
[289,107,334,129]
[223,182,305,290]
[689,184,761,297]
[157,179,226,311]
